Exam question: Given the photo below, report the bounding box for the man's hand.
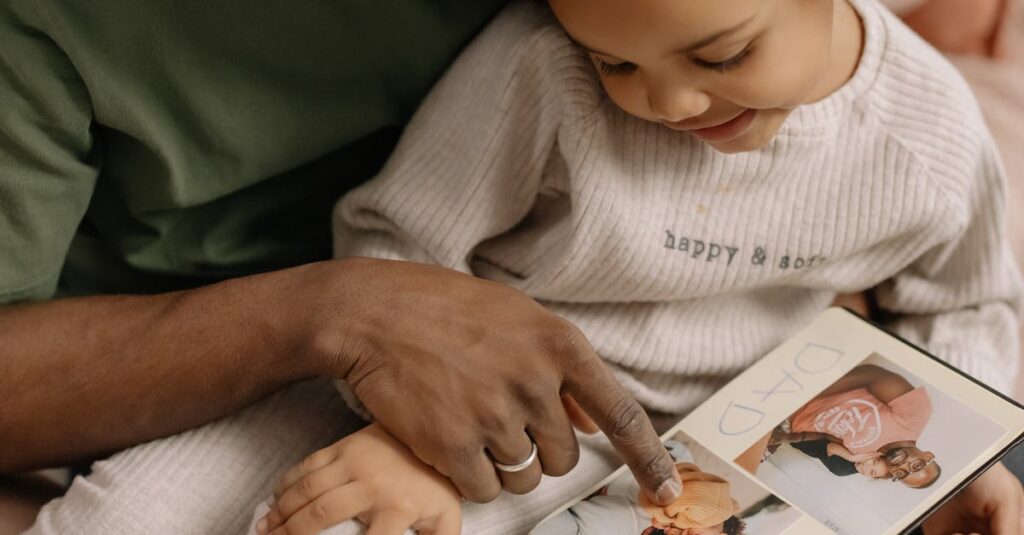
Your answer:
[923,463,1023,535]
[304,258,681,506]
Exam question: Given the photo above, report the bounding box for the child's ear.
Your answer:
[989,0,1014,58]
[898,0,1012,58]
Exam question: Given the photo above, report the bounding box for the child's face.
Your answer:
[855,455,892,479]
[548,0,840,153]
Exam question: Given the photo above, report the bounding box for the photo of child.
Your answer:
[735,353,1007,534]
[531,431,801,535]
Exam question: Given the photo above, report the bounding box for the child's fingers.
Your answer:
[419,509,462,535]
[266,483,372,535]
[274,445,341,499]
[270,461,353,528]
[365,510,418,535]
[260,505,287,534]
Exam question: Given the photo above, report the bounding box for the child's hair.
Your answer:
[723,515,747,535]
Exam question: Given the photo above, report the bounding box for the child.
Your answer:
[258,0,1022,532]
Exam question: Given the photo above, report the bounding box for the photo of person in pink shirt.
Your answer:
[734,354,1009,534]
[776,364,940,489]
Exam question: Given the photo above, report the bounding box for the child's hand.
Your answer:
[257,423,462,535]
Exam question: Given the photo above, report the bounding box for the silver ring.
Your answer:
[493,442,538,473]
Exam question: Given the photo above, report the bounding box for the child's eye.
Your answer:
[693,45,754,73]
[593,58,637,77]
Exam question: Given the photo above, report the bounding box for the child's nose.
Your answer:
[647,81,711,124]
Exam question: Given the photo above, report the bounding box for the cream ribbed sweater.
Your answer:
[333,0,1023,412]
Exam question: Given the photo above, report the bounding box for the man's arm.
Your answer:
[814,364,915,403]
[1,258,682,510]
[0,263,324,472]
[735,432,772,474]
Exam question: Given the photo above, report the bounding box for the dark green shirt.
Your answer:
[0,0,506,302]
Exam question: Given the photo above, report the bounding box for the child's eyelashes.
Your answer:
[593,58,637,77]
[693,45,754,73]
[591,45,754,77]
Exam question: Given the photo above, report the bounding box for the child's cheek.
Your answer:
[733,33,832,110]
[743,0,837,108]
[601,78,659,123]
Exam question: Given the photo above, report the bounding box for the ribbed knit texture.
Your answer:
[334,0,1023,409]
[30,380,622,535]
[29,380,354,534]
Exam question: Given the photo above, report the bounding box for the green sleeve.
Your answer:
[0,0,98,303]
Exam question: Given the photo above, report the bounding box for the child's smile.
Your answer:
[663,108,759,143]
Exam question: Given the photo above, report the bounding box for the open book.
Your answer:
[532,308,1024,535]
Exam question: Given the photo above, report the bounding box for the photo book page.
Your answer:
[532,308,1024,535]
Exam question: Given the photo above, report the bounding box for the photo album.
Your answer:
[531,308,1024,535]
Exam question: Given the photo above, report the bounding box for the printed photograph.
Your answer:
[532,430,802,535]
[735,353,1006,534]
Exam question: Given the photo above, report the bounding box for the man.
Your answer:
[787,364,941,489]
[0,1,682,532]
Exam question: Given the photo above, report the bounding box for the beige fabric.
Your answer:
[27,380,353,534]
[28,379,622,535]
[947,9,1024,397]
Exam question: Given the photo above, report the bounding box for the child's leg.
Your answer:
[27,379,363,535]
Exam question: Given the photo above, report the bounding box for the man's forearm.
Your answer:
[0,266,322,472]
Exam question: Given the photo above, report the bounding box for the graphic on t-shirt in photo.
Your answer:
[793,384,931,453]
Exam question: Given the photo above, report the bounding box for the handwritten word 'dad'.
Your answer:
[718,343,847,437]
